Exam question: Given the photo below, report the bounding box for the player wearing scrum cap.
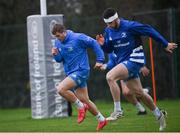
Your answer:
[96,8,177,131]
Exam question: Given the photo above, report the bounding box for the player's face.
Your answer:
[54,31,66,41]
[107,19,119,29]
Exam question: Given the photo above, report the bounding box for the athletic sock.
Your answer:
[152,107,161,119]
[114,101,122,112]
[74,99,84,109]
[96,112,105,122]
[135,102,145,112]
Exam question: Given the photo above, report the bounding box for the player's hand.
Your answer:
[94,62,103,70]
[96,34,105,45]
[140,66,150,77]
[100,64,107,71]
[165,43,178,53]
[51,47,59,56]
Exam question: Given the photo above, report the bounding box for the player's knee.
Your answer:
[135,90,144,98]
[57,86,65,95]
[106,73,114,82]
[123,91,132,98]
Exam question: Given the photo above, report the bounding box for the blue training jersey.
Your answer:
[101,19,168,64]
[53,30,105,75]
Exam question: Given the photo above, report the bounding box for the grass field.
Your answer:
[0,99,180,132]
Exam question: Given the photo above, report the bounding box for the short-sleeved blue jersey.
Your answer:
[53,30,105,75]
[102,19,168,64]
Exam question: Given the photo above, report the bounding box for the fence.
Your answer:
[0,9,179,108]
[0,25,30,107]
[133,9,179,99]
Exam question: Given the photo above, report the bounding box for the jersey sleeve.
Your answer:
[101,29,114,53]
[128,21,168,48]
[53,40,63,62]
[106,53,116,70]
[53,52,63,63]
[78,34,105,63]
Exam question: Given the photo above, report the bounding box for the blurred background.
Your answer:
[0,0,180,108]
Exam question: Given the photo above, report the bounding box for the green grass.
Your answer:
[0,99,180,132]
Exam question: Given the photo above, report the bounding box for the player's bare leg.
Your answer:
[126,78,167,131]
[75,88,99,115]
[75,88,108,131]
[57,77,79,103]
[106,64,128,120]
[121,80,146,115]
[57,77,87,124]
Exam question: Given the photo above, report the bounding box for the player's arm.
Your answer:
[139,55,149,76]
[106,53,116,69]
[52,41,63,62]
[100,53,116,71]
[129,21,177,53]
[140,66,150,77]
[96,31,114,53]
[78,34,105,69]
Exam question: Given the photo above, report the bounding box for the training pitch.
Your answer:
[0,99,180,132]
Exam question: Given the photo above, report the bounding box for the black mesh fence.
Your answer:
[133,9,179,99]
[0,25,30,108]
[0,9,179,108]
[175,10,180,97]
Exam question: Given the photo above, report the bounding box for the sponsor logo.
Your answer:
[31,21,38,39]
[31,20,42,118]
[114,42,130,47]
[117,40,121,43]
[50,20,67,117]
[49,20,57,38]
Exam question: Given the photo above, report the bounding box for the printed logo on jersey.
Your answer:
[109,36,112,41]
[67,47,73,52]
[129,73,134,77]
[121,32,127,38]
[123,61,128,65]
[117,40,121,43]
[77,79,81,84]
[112,53,117,58]
[71,74,77,78]
[82,75,87,78]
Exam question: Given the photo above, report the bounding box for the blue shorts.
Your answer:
[121,60,143,81]
[68,69,89,90]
